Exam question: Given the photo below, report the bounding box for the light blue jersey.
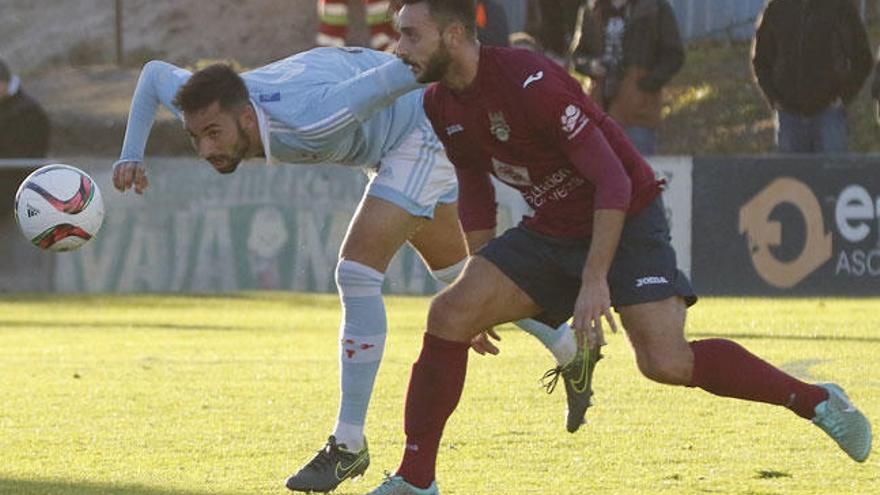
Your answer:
[118,47,425,168]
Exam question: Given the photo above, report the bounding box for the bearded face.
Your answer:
[396,2,456,84]
[184,101,253,175]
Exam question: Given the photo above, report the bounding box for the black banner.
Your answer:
[692,155,880,295]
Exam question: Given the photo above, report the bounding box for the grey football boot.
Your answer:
[542,341,603,433]
[285,435,369,492]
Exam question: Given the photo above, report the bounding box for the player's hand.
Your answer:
[112,160,149,194]
[470,328,501,356]
[571,277,617,350]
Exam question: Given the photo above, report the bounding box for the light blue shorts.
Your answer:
[365,119,458,218]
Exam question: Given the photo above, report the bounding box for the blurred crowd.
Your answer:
[3,0,880,159]
[310,0,878,156]
[0,58,50,158]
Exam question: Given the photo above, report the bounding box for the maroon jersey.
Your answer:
[423,45,662,238]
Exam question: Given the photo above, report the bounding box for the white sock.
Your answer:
[515,319,578,366]
[331,259,386,453]
[332,421,366,453]
[430,258,468,286]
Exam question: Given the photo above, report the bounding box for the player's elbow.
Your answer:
[136,60,175,90]
[141,59,172,75]
[595,179,632,211]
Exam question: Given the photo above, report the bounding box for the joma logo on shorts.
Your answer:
[635,276,669,288]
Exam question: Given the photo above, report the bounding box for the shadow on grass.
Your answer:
[755,469,792,479]
[0,478,238,495]
[688,332,880,344]
[0,320,255,332]
[0,292,343,313]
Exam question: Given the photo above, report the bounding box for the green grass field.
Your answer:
[0,294,877,495]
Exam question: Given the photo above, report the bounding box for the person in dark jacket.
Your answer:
[0,59,50,158]
[536,0,585,65]
[871,53,880,125]
[752,0,872,153]
[476,0,510,47]
[573,0,684,155]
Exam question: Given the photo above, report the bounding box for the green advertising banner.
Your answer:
[53,158,531,294]
[2,156,692,294]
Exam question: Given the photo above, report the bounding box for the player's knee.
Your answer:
[335,259,385,296]
[635,350,692,386]
[427,290,475,340]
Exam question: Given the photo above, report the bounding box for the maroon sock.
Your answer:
[396,333,470,489]
[688,339,828,419]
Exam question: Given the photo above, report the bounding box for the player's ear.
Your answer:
[239,104,257,130]
[443,20,466,47]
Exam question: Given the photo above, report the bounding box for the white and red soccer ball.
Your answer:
[14,164,104,252]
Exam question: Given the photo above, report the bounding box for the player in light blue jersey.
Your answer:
[112,47,598,493]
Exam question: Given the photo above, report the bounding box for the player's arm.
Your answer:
[454,164,497,255]
[294,58,422,150]
[452,163,500,355]
[113,60,191,194]
[523,70,629,347]
[567,129,628,346]
[423,84,499,253]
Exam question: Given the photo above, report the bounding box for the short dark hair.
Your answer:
[173,63,248,114]
[0,59,10,83]
[398,0,477,37]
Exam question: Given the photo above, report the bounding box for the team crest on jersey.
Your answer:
[492,157,532,186]
[488,111,510,142]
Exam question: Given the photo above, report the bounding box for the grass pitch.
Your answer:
[0,294,877,495]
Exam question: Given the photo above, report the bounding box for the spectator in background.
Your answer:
[498,0,527,34]
[316,0,397,50]
[538,0,584,65]
[752,0,872,153]
[316,0,509,50]
[871,53,880,125]
[0,59,50,158]
[476,0,510,47]
[573,0,684,156]
[500,0,543,41]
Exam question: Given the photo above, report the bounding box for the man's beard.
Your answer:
[417,41,453,83]
[211,122,251,174]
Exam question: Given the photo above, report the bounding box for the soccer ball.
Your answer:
[14,164,105,252]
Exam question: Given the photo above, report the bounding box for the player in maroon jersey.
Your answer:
[365,1,872,493]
